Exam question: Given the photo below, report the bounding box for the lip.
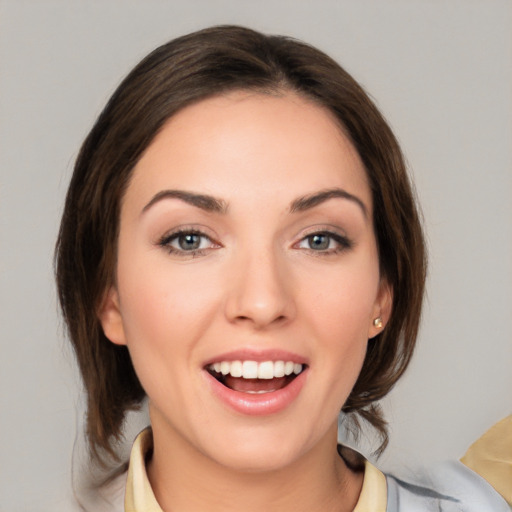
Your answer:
[203,357,308,416]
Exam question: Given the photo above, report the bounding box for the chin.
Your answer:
[211,445,301,474]
[197,422,318,474]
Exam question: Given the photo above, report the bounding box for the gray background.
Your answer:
[1,1,511,510]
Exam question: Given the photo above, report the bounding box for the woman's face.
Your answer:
[100,91,391,471]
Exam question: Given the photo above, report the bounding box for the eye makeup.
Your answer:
[157,227,221,257]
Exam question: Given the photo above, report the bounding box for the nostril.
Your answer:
[235,315,251,322]
[224,268,296,327]
[234,313,288,327]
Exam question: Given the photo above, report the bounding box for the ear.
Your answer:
[368,278,393,339]
[97,287,127,346]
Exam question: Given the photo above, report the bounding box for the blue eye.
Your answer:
[297,231,351,253]
[306,233,331,250]
[159,230,217,255]
[175,233,202,251]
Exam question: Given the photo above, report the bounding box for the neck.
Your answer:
[146,416,363,512]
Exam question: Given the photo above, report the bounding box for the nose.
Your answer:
[224,247,296,329]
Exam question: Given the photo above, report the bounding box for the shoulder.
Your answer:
[385,460,510,511]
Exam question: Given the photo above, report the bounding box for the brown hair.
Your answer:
[55,25,426,464]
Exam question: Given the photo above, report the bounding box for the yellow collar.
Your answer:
[124,429,161,512]
[124,428,387,512]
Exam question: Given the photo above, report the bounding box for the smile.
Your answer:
[207,360,305,395]
[204,356,308,415]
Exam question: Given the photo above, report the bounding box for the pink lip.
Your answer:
[203,348,308,366]
[204,367,308,416]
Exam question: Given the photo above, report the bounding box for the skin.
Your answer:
[100,91,392,512]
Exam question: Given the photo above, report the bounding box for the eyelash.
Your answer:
[158,229,219,257]
[157,228,352,257]
[295,230,353,255]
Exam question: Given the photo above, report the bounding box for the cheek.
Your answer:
[114,265,221,414]
[312,285,370,373]
[307,286,372,411]
[298,255,380,384]
[114,246,222,373]
[300,258,380,334]
[117,228,219,320]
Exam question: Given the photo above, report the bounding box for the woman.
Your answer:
[55,25,507,511]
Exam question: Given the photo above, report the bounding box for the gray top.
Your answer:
[386,460,509,511]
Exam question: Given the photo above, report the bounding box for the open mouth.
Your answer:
[206,360,306,394]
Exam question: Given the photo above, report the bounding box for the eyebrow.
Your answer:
[141,187,367,218]
[141,190,228,215]
[290,188,368,217]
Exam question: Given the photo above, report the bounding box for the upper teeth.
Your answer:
[208,360,303,380]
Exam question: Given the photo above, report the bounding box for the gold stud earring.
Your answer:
[373,317,383,329]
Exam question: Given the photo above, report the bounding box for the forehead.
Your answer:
[126,91,371,213]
